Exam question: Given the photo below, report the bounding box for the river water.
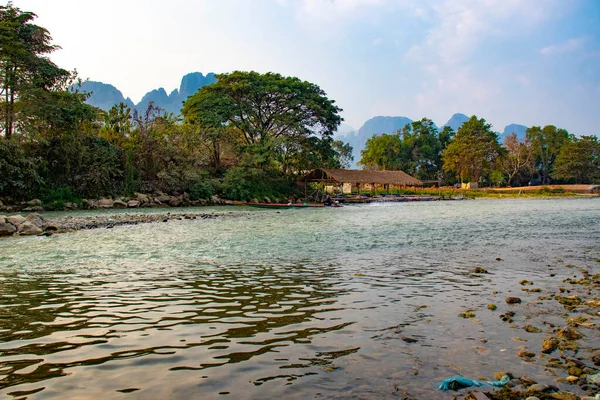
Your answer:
[0,199,599,399]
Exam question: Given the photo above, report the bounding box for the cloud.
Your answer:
[540,38,585,56]
[410,0,561,65]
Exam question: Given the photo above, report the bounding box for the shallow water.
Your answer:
[1,198,599,399]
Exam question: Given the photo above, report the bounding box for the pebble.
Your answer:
[526,397,541,400]
[506,297,522,304]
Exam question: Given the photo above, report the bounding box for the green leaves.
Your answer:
[182,71,342,168]
[442,116,505,183]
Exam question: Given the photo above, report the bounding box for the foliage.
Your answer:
[221,167,293,201]
[42,186,81,210]
[189,180,213,201]
[552,135,600,183]
[182,71,343,167]
[526,125,569,184]
[503,133,534,186]
[359,133,403,170]
[0,138,42,199]
[332,140,353,169]
[0,2,70,139]
[359,118,452,182]
[442,116,505,183]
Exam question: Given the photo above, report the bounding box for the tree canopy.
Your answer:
[442,116,505,183]
[552,135,600,183]
[182,71,343,167]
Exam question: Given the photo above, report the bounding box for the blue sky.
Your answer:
[14,0,600,134]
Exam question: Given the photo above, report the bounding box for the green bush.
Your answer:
[0,139,43,200]
[221,167,293,201]
[189,181,213,200]
[42,186,82,210]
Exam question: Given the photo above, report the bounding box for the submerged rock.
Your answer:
[517,349,535,358]
[556,326,583,341]
[506,297,522,304]
[474,267,488,273]
[541,338,559,354]
[524,325,542,333]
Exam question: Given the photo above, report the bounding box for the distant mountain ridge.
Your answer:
[81,72,217,115]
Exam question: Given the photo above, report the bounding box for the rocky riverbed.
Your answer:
[449,262,600,400]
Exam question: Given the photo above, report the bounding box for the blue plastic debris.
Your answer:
[438,375,510,391]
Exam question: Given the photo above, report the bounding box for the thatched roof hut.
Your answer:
[300,169,423,187]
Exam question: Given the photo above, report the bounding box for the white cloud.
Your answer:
[540,38,585,56]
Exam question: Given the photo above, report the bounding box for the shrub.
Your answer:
[0,139,43,200]
[189,181,213,200]
[221,167,293,201]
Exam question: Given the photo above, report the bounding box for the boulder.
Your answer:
[0,200,3,207]
[210,195,221,205]
[113,199,127,209]
[27,199,42,206]
[0,222,16,236]
[98,198,114,208]
[25,213,45,228]
[156,195,171,203]
[85,199,99,209]
[43,223,59,232]
[29,206,44,212]
[168,197,181,207]
[18,221,43,235]
[127,200,140,208]
[134,192,148,202]
[264,196,272,204]
[6,215,26,227]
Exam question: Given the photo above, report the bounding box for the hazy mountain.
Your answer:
[500,124,528,141]
[81,72,217,115]
[341,116,413,167]
[82,81,135,111]
[443,113,470,132]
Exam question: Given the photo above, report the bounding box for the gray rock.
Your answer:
[18,221,43,235]
[25,213,45,228]
[98,198,114,208]
[527,383,557,393]
[6,215,26,226]
[127,200,140,208]
[168,197,181,207]
[210,195,221,204]
[0,222,16,236]
[27,199,42,206]
[29,206,44,212]
[113,200,127,209]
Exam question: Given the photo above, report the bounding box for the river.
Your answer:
[0,198,599,399]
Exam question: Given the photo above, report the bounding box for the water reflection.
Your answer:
[0,199,599,398]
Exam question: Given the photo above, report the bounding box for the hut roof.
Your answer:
[300,169,423,186]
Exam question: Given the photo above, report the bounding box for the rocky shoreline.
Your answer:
[0,192,239,213]
[0,211,242,238]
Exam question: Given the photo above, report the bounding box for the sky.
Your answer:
[13,0,600,134]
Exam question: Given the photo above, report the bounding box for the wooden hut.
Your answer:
[300,169,423,195]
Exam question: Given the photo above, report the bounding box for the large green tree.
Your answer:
[526,125,569,184]
[399,118,446,180]
[358,133,404,170]
[552,135,600,183]
[442,116,505,184]
[0,2,69,139]
[181,71,342,167]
